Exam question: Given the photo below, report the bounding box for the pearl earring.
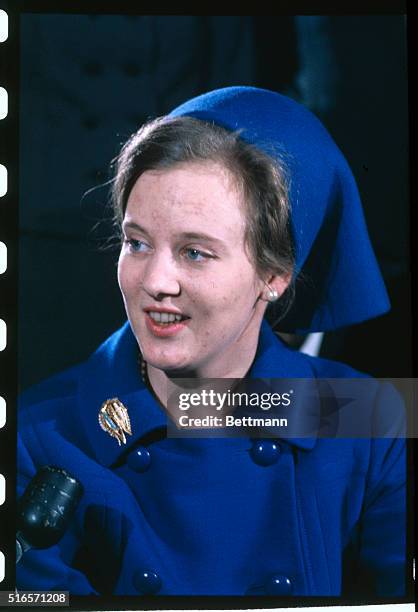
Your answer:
[267,287,279,302]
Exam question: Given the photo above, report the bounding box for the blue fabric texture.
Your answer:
[170,86,390,332]
[17,321,406,596]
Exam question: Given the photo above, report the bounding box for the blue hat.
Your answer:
[170,86,390,333]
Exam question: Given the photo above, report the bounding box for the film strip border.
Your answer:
[0,4,17,590]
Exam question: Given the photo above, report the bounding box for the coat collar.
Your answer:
[77,320,318,467]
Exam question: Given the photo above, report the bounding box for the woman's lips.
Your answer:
[144,312,190,338]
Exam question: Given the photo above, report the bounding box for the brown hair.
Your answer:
[111,116,295,314]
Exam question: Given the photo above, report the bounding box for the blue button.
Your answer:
[127,447,152,472]
[250,440,281,466]
[133,570,162,594]
[265,573,292,595]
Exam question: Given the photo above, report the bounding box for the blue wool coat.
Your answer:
[17,321,406,596]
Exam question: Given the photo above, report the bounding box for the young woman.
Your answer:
[17,86,405,597]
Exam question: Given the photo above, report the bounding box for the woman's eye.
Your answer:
[183,248,210,262]
[125,239,149,253]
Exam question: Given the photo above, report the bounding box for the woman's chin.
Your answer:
[145,354,193,375]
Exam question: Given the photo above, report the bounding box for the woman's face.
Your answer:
[118,162,280,377]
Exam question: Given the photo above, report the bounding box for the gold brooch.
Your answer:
[98,398,132,446]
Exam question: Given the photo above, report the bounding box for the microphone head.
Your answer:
[17,466,83,549]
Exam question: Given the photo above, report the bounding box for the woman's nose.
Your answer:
[141,252,181,299]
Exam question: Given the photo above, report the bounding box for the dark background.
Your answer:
[18,14,410,390]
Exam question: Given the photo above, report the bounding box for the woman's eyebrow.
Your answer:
[178,231,226,246]
[122,221,151,236]
[123,223,226,248]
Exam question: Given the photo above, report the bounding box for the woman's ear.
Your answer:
[261,273,292,303]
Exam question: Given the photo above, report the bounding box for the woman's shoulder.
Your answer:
[18,365,90,460]
[300,352,371,379]
[19,363,83,413]
[18,322,138,447]
[294,346,406,440]
[270,328,371,379]
[20,322,134,411]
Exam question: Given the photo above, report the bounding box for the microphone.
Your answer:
[16,466,83,563]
